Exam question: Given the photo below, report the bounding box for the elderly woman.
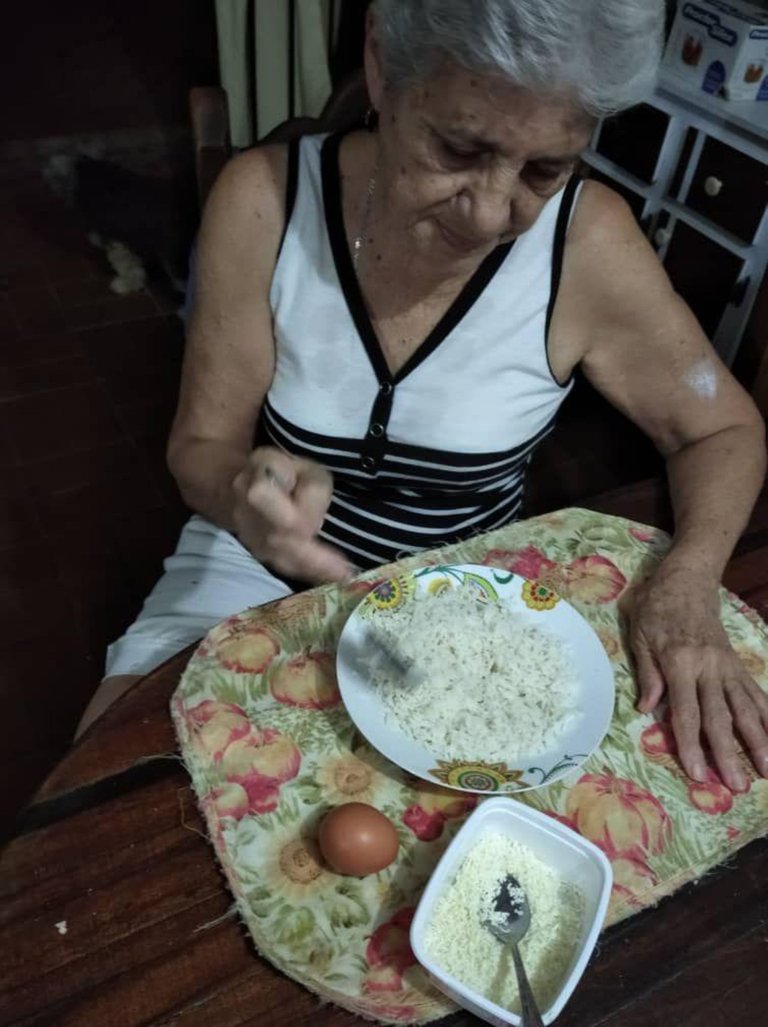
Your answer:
[84,0,767,794]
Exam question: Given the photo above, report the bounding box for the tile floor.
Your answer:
[1,152,190,823]
[0,143,667,826]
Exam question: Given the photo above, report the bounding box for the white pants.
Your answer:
[104,516,292,677]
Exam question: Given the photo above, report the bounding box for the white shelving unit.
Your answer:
[583,70,768,367]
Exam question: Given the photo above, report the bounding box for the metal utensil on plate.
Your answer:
[366,627,421,687]
[482,874,544,1027]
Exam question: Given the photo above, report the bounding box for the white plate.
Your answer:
[336,563,615,794]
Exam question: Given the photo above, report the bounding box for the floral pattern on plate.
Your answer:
[340,562,614,794]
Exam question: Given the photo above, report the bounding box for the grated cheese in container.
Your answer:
[370,584,579,760]
[423,831,584,1015]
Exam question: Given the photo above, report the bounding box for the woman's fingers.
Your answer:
[727,677,768,780]
[662,656,707,782]
[244,451,326,536]
[628,572,768,787]
[250,447,299,490]
[285,536,352,583]
[742,675,768,734]
[632,640,666,713]
[245,472,303,534]
[293,461,335,535]
[235,447,348,582]
[265,532,350,583]
[249,451,332,535]
[699,673,744,791]
[665,655,768,789]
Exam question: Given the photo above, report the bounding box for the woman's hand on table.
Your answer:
[627,563,768,791]
[232,446,352,583]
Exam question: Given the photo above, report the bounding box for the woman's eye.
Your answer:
[439,139,480,164]
[525,164,567,185]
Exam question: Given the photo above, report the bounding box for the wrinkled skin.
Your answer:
[627,564,768,791]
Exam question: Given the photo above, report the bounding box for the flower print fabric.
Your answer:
[172,508,768,1025]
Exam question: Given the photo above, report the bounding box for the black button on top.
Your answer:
[360,380,394,476]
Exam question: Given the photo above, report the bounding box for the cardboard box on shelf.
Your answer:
[663,0,768,100]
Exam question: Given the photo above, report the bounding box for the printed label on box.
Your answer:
[664,0,768,100]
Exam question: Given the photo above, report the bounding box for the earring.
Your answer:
[364,105,379,132]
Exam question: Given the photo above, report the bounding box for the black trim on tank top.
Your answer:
[262,394,556,470]
[277,136,300,258]
[544,173,581,388]
[320,131,515,390]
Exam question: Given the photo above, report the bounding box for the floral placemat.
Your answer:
[171,508,768,1024]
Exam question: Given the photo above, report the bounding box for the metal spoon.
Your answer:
[482,873,544,1027]
[366,627,421,687]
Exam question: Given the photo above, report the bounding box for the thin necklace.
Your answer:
[352,154,379,275]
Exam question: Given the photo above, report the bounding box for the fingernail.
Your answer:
[691,760,707,782]
[731,772,747,792]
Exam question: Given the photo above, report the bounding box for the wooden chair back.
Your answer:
[190,70,369,209]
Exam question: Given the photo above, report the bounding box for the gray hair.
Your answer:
[373,0,665,117]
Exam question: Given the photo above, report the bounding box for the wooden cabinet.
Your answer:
[583,69,768,368]
[660,216,745,339]
[686,137,767,243]
[594,104,671,184]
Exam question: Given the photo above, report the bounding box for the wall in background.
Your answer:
[1,0,218,142]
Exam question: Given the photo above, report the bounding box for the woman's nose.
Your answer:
[465,174,519,237]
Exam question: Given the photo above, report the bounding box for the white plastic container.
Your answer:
[410,797,613,1026]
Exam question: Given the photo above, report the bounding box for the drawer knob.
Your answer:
[654,227,672,246]
[704,175,723,197]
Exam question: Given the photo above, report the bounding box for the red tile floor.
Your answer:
[0,146,667,827]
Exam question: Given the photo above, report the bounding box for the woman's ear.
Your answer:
[363,6,385,111]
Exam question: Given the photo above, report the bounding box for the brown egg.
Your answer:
[318,802,399,876]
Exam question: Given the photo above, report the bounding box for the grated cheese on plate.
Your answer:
[369,584,579,761]
[423,831,584,1014]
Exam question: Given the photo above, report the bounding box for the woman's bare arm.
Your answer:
[167,145,286,529]
[166,146,349,582]
[552,181,767,789]
[558,182,765,576]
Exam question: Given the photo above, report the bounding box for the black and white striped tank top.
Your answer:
[261,131,579,571]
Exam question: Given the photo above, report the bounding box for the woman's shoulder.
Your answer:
[207,144,289,226]
[562,177,666,302]
[196,142,300,278]
[568,178,642,250]
[203,133,329,243]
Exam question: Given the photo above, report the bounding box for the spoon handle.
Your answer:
[510,941,544,1027]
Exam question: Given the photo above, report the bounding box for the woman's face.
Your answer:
[366,52,594,267]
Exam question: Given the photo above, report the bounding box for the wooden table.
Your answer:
[3,481,768,1027]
